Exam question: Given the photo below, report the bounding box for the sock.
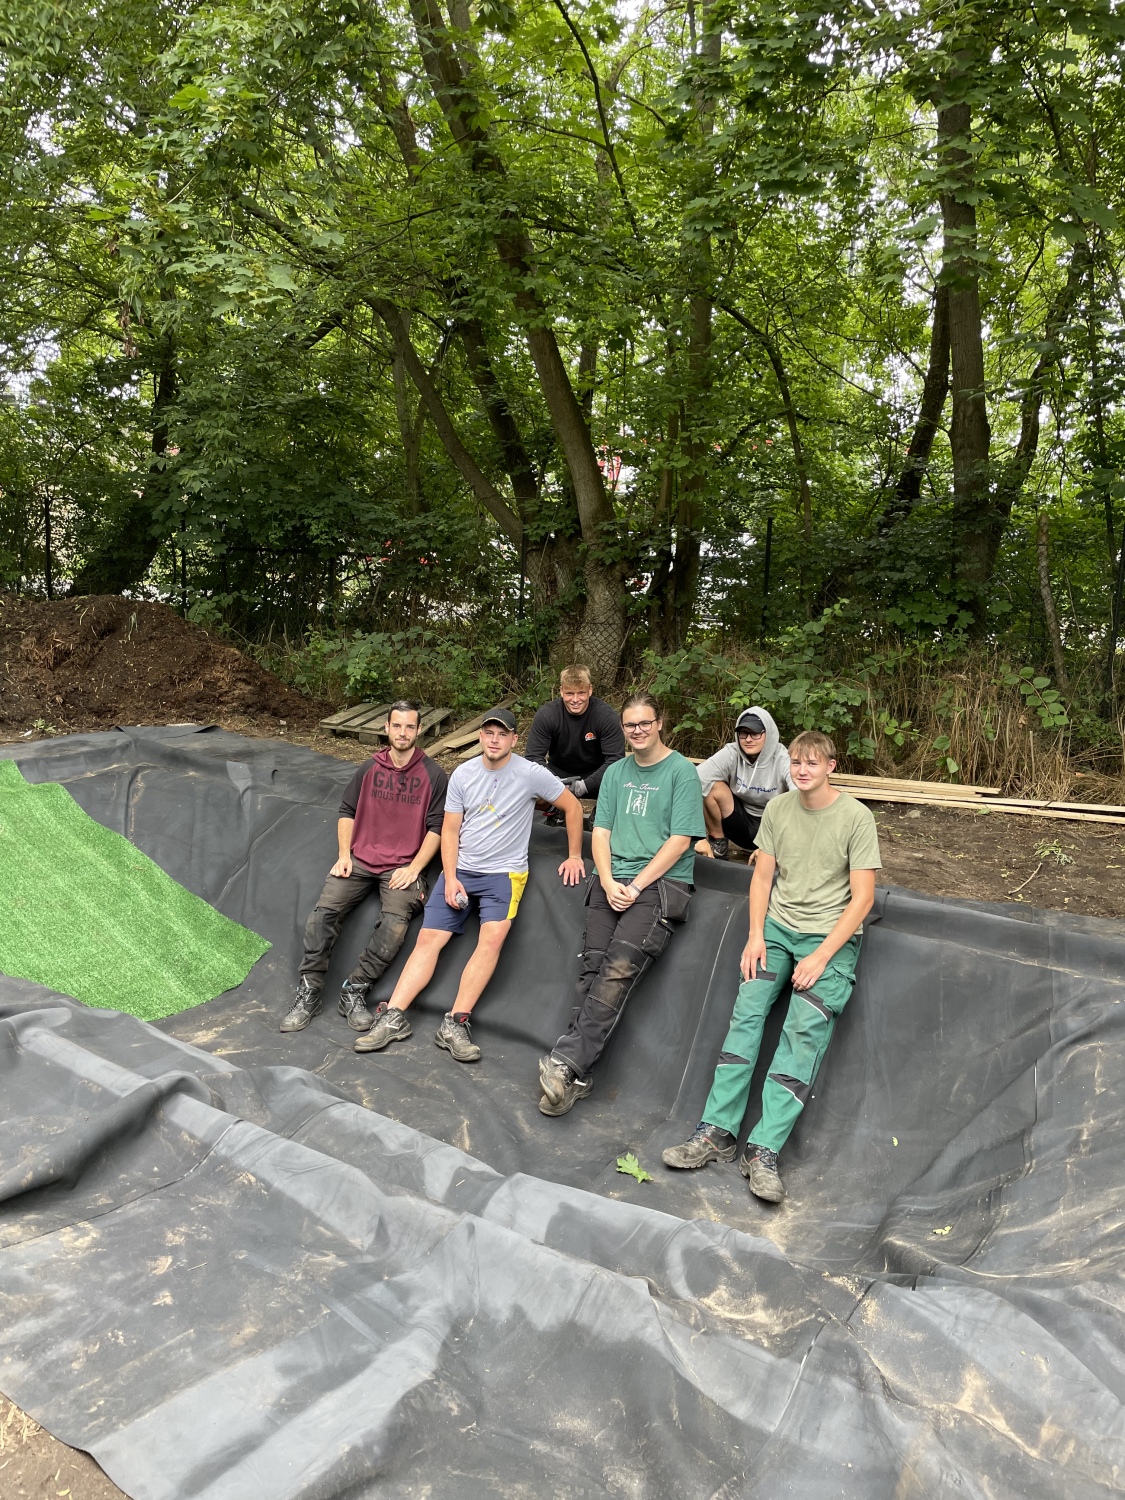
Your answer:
[453,1011,472,1026]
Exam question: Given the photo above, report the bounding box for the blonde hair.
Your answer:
[789,730,836,763]
[559,665,592,689]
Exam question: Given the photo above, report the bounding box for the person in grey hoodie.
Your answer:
[695,706,792,859]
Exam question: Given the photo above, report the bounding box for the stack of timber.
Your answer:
[831,772,1125,828]
[319,702,453,746]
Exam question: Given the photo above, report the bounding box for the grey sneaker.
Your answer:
[338,977,374,1031]
[708,837,730,860]
[662,1122,737,1170]
[354,1003,412,1053]
[741,1145,785,1202]
[280,978,322,1033]
[538,1055,593,1116]
[435,1012,481,1063]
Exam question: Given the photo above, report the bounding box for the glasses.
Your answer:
[623,719,657,734]
[737,728,766,739]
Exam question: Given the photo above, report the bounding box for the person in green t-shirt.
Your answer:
[663,729,881,1203]
[537,691,706,1118]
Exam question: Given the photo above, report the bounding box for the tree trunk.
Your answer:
[408,0,627,680]
[990,241,1088,571]
[69,345,178,596]
[937,97,992,625]
[882,282,950,527]
[1036,509,1070,695]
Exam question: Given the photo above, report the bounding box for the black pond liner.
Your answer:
[1,726,1123,1498]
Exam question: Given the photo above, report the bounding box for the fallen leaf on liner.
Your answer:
[931,1225,953,1236]
[616,1152,653,1183]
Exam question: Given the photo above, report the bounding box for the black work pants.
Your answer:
[551,874,691,1080]
[299,864,426,989]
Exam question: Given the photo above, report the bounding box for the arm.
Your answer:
[580,705,626,796]
[523,704,555,767]
[591,826,623,904]
[695,742,736,798]
[740,852,776,979]
[550,787,586,885]
[791,869,876,991]
[440,811,466,907]
[625,835,692,895]
[387,828,441,889]
[330,817,355,878]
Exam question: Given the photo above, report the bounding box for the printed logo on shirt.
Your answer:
[584,731,597,741]
[475,798,502,826]
[625,785,651,816]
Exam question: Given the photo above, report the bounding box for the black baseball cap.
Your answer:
[736,710,766,734]
[481,706,517,731]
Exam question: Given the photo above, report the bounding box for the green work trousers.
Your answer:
[702,914,861,1153]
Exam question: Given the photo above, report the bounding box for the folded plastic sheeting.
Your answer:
[2,728,1125,1498]
[3,988,1123,1500]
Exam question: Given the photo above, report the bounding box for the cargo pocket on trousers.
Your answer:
[639,911,673,960]
[657,878,693,924]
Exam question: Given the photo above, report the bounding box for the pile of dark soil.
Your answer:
[0,595,328,733]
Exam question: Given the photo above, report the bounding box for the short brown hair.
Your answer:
[789,730,836,762]
[559,665,592,689]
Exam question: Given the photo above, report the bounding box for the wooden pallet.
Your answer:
[319,702,453,747]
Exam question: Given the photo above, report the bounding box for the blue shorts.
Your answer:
[422,868,529,933]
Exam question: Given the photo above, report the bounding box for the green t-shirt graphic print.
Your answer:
[594,750,705,884]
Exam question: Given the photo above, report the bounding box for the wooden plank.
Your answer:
[848,786,1125,826]
[426,696,519,756]
[832,772,1000,797]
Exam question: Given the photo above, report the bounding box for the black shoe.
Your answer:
[435,1012,481,1062]
[544,808,565,827]
[708,837,730,860]
[354,1002,412,1052]
[280,978,322,1033]
[740,1145,785,1202]
[662,1122,738,1169]
[338,978,374,1031]
[537,1055,592,1116]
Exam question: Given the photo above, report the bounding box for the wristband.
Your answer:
[627,883,641,898]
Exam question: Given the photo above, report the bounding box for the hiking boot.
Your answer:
[661,1122,737,1170]
[435,1012,481,1063]
[338,978,374,1032]
[280,978,322,1033]
[538,1055,593,1116]
[741,1145,785,1202]
[708,837,730,860]
[354,1002,412,1053]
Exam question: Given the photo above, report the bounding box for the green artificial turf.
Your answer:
[0,759,269,1021]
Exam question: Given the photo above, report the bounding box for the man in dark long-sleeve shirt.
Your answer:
[524,666,625,800]
[280,700,447,1035]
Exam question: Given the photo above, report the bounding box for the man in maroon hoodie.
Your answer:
[280,700,448,1034]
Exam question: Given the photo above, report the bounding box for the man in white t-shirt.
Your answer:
[356,707,585,1062]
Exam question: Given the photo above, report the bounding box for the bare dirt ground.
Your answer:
[0,1398,124,1500]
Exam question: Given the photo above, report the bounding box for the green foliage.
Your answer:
[615,1153,653,1184]
[1001,668,1071,731]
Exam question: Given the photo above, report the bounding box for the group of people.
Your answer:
[280,666,881,1203]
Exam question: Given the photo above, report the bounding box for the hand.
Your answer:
[605,879,636,912]
[571,779,587,799]
[740,933,768,982]
[330,854,353,878]
[695,838,713,859]
[387,863,420,891]
[445,876,467,909]
[791,950,828,992]
[747,848,759,866]
[558,855,586,886]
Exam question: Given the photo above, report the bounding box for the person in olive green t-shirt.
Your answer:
[537,692,706,1118]
[664,729,881,1203]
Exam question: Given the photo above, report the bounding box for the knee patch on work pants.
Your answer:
[750,972,857,1153]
